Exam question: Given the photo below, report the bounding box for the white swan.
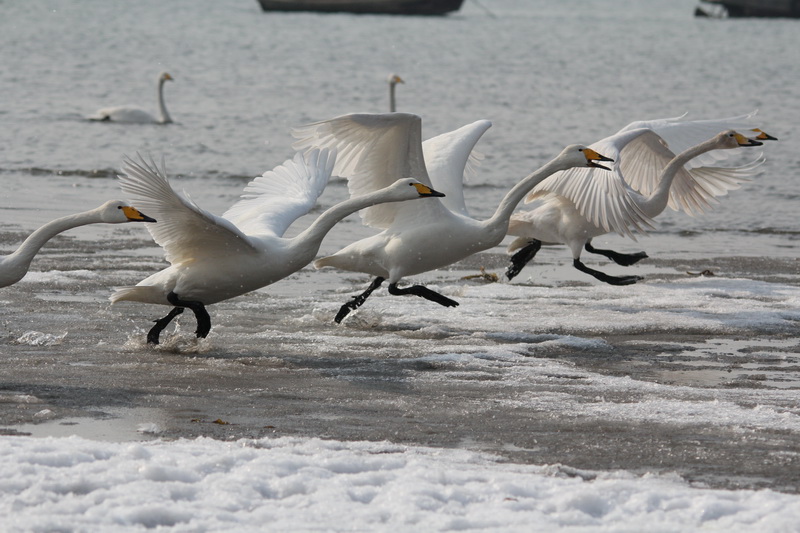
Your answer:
[292,113,613,322]
[387,74,404,112]
[89,72,174,124]
[0,201,155,288]
[109,149,444,344]
[505,128,765,284]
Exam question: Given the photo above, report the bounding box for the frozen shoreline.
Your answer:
[2,242,799,496]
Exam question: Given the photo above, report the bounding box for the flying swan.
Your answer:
[89,72,174,124]
[292,113,613,322]
[0,200,155,288]
[110,148,444,344]
[505,117,769,284]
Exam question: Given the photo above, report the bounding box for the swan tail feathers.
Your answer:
[110,285,166,305]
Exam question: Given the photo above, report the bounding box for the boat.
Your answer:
[256,0,464,16]
[696,0,800,17]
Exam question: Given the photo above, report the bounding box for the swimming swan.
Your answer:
[110,149,444,344]
[388,73,404,112]
[0,201,155,288]
[292,113,613,322]
[89,72,174,124]
[506,128,765,284]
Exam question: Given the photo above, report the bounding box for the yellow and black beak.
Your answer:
[751,128,777,141]
[412,183,445,198]
[734,132,763,147]
[121,205,157,223]
[583,148,614,171]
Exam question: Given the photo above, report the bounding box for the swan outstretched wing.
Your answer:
[222,149,335,238]
[118,155,258,265]
[617,111,761,169]
[422,119,492,217]
[528,129,657,238]
[292,113,431,229]
[617,119,766,215]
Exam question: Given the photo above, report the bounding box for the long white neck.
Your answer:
[389,84,397,113]
[157,79,171,124]
[292,188,406,256]
[484,156,578,232]
[0,209,102,287]
[636,136,723,217]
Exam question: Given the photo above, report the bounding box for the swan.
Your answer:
[505,129,765,284]
[292,113,613,322]
[109,149,444,344]
[89,72,174,124]
[388,74,404,112]
[0,200,156,288]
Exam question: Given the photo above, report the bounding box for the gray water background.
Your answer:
[2,0,798,258]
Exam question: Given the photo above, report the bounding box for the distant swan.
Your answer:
[388,74,404,112]
[506,127,765,284]
[110,149,444,344]
[292,113,613,322]
[89,72,174,124]
[0,200,155,288]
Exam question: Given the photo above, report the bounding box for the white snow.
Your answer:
[1,435,799,533]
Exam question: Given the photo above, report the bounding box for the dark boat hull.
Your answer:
[700,0,800,17]
[257,0,464,15]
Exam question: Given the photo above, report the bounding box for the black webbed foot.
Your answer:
[335,277,385,323]
[388,282,459,307]
[505,240,542,280]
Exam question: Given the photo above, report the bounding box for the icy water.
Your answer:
[2,0,800,526]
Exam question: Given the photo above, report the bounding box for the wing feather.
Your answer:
[422,120,492,216]
[117,154,258,266]
[222,149,335,237]
[292,113,431,229]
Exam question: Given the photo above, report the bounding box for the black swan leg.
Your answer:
[147,307,184,345]
[335,277,385,324]
[387,282,459,307]
[167,291,211,338]
[584,241,648,266]
[573,259,643,286]
[505,240,542,280]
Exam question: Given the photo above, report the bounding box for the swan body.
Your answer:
[292,113,612,321]
[0,200,155,288]
[506,129,765,284]
[89,72,173,124]
[110,149,444,343]
[387,74,404,112]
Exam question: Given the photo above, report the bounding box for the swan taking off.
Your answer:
[110,149,444,344]
[89,72,174,124]
[505,121,769,285]
[292,112,613,323]
[0,201,155,288]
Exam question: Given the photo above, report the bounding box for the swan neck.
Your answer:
[6,210,100,275]
[158,78,171,124]
[641,137,720,216]
[293,190,394,250]
[487,157,568,229]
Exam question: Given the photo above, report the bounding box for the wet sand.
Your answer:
[1,234,799,494]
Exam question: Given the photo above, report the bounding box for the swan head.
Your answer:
[159,72,174,84]
[387,74,404,87]
[560,144,614,170]
[749,128,777,141]
[97,200,157,223]
[718,130,763,148]
[388,178,445,200]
